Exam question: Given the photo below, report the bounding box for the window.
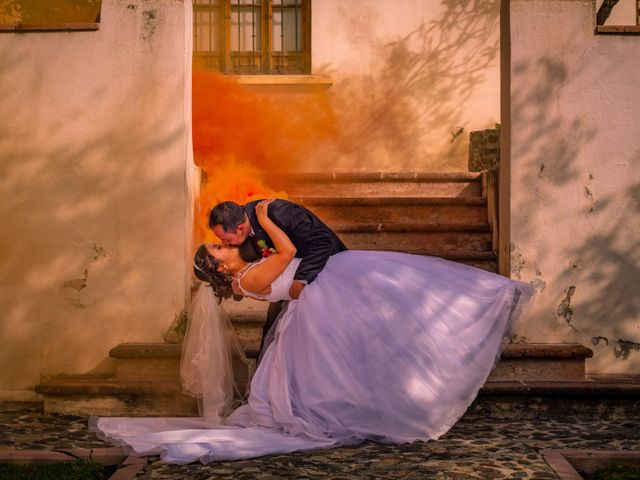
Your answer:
[193,0,311,74]
[0,0,101,32]
[596,0,640,34]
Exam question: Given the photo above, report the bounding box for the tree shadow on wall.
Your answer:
[0,38,187,390]
[508,52,639,365]
[572,175,640,361]
[322,0,501,171]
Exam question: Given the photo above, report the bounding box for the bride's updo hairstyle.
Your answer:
[193,244,233,303]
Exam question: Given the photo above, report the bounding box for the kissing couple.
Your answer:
[93,197,534,463]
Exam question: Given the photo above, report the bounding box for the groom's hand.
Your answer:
[289,280,305,300]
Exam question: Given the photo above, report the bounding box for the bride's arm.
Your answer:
[237,200,297,295]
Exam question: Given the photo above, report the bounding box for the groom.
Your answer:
[209,199,347,359]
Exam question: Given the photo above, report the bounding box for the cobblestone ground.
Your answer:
[1,402,639,479]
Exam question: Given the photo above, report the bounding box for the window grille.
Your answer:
[193,0,310,74]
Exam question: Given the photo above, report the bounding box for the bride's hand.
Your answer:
[256,199,275,219]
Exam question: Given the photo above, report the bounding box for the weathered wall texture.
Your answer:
[0,0,191,399]
[311,0,501,172]
[507,0,640,373]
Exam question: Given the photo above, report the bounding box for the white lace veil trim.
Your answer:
[180,283,255,423]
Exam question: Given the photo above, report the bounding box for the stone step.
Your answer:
[264,171,483,183]
[339,230,492,252]
[109,343,254,387]
[110,343,182,381]
[300,202,488,226]
[293,196,487,206]
[489,343,593,381]
[470,375,640,420]
[263,171,483,199]
[105,342,592,381]
[332,222,492,233]
[34,375,198,417]
[35,373,640,419]
[278,179,482,199]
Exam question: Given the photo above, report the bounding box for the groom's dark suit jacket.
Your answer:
[244,199,347,284]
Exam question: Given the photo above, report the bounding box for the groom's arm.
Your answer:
[267,201,334,282]
[266,200,344,287]
[292,231,336,284]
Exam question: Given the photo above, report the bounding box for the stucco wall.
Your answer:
[0,0,191,399]
[311,0,501,172]
[507,0,640,373]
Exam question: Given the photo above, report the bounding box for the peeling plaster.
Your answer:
[584,172,598,213]
[614,339,640,360]
[509,333,528,343]
[59,269,88,308]
[530,267,546,292]
[92,242,107,261]
[142,10,158,41]
[163,309,188,344]
[591,336,609,346]
[591,336,640,360]
[510,242,525,280]
[557,285,577,331]
[60,269,88,292]
[530,277,546,292]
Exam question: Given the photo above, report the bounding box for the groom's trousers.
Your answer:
[257,300,288,365]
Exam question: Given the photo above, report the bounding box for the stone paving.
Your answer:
[1,402,639,479]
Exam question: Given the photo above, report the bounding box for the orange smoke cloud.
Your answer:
[196,158,289,244]
[192,70,337,243]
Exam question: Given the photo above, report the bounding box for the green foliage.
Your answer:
[592,464,640,480]
[0,459,107,480]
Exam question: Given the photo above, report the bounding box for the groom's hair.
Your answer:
[209,201,246,232]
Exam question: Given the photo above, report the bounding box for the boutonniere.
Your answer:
[256,239,277,258]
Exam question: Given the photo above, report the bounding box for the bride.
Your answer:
[92,200,534,464]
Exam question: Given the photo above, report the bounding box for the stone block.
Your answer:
[469,129,500,172]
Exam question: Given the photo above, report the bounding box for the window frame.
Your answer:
[193,0,311,75]
[0,0,101,33]
[595,0,640,34]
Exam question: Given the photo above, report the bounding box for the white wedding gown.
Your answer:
[92,251,534,463]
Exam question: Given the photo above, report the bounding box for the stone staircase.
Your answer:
[36,172,639,417]
[267,171,499,272]
[35,340,606,417]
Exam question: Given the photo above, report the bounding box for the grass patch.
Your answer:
[0,459,111,480]
[589,464,640,480]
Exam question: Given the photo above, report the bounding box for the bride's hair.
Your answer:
[193,241,260,302]
[193,244,233,302]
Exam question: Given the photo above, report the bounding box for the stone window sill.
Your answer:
[231,75,333,87]
[0,23,100,32]
[596,25,640,34]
